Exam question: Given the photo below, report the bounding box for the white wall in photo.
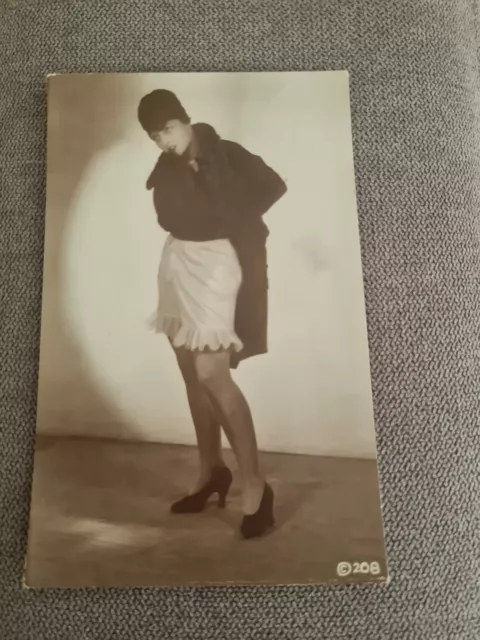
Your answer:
[36,71,378,459]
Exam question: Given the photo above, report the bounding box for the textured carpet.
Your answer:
[1,1,480,638]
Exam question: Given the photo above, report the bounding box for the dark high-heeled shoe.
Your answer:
[240,482,275,539]
[170,465,233,514]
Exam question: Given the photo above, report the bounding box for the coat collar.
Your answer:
[191,123,222,164]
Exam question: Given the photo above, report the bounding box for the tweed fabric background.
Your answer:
[1,1,480,638]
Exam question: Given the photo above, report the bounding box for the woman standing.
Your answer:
[138,89,287,539]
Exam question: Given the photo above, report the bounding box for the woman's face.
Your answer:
[149,119,192,156]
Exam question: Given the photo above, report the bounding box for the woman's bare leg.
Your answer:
[194,350,265,515]
[172,345,225,492]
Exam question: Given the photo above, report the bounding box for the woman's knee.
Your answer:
[194,352,231,393]
[173,347,198,387]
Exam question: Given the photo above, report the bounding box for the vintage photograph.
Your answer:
[26,71,387,587]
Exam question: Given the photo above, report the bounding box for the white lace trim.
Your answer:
[152,315,243,353]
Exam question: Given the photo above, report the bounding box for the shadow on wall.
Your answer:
[37,74,144,441]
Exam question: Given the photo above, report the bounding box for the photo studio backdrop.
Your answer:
[36,71,378,459]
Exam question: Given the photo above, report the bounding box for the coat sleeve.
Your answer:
[146,157,175,232]
[225,141,287,218]
[151,187,174,232]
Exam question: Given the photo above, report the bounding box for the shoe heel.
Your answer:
[218,474,232,508]
[170,465,232,514]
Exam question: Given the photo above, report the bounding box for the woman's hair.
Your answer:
[137,89,190,133]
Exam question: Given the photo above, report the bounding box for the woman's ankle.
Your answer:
[241,476,266,515]
[197,458,226,484]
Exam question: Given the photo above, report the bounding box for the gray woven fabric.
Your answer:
[1,0,480,637]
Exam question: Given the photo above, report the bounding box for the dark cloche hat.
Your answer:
[138,89,190,133]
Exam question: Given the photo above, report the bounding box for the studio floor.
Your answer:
[25,436,387,587]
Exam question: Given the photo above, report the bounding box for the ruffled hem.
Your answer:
[151,314,244,353]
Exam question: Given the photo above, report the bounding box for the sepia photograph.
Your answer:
[26,70,387,587]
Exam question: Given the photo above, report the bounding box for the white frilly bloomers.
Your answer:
[148,235,244,353]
